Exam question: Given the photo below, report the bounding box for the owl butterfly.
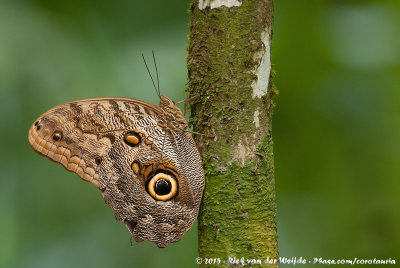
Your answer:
[28,57,205,248]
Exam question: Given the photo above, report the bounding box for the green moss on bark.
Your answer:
[199,131,277,261]
[187,0,278,266]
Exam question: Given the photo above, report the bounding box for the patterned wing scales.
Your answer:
[28,97,160,189]
[28,96,205,248]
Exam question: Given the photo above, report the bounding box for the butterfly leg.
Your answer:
[175,94,200,105]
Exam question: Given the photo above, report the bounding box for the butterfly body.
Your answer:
[28,95,204,248]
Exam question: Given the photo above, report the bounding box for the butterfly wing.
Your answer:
[28,98,159,188]
[28,97,205,247]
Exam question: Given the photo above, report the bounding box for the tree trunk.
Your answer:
[187,0,278,266]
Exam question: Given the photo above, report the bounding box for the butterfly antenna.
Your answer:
[152,50,161,98]
[142,53,161,99]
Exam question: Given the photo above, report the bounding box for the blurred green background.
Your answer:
[0,0,399,267]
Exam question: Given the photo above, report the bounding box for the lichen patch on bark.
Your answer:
[198,0,242,10]
[252,29,271,98]
[234,135,257,167]
[253,108,260,128]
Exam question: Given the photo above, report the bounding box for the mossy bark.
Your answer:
[187,0,278,267]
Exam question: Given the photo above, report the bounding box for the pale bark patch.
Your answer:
[253,108,260,128]
[234,135,257,167]
[198,0,242,10]
[252,29,271,98]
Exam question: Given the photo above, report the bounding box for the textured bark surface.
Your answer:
[187,0,278,266]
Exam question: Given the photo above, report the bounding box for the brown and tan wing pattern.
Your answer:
[28,96,205,248]
[28,97,160,189]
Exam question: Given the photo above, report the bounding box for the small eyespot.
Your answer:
[36,125,41,130]
[95,157,102,165]
[34,121,39,126]
[124,132,141,146]
[52,131,63,142]
[147,173,178,201]
[131,161,140,174]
